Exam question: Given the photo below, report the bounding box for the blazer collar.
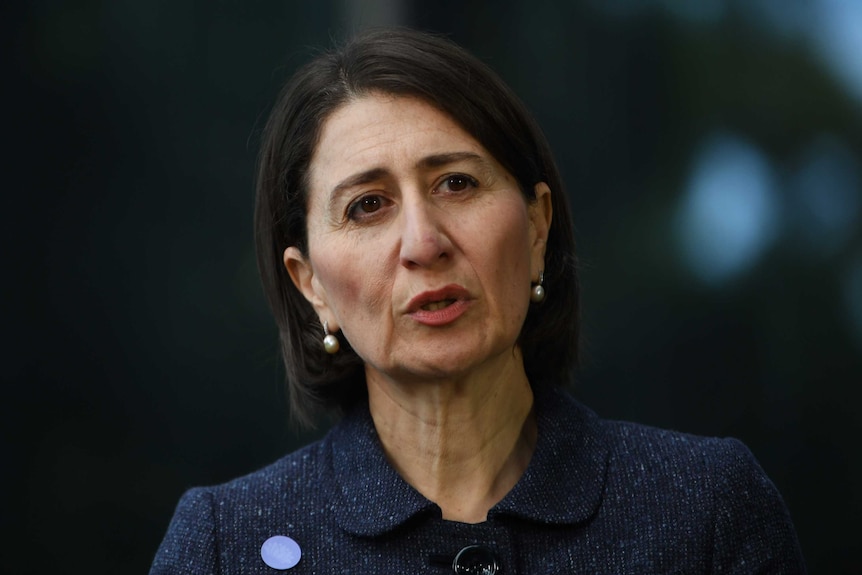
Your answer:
[330,386,609,537]
[489,386,609,525]
[329,404,438,536]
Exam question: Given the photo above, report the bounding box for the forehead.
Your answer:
[307,94,487,191]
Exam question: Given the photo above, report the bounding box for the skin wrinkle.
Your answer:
[328,152,492,207]
[284,94,552,523]
[325,156,500,230]
[368,357,537,520]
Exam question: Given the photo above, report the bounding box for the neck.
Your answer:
[366,351,537,524]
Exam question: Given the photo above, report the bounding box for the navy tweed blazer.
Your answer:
[150,386,806,574]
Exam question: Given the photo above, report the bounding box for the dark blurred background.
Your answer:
[5,0,861,573]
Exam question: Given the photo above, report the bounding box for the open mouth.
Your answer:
[407,286,471,326]
[421,299,456,311]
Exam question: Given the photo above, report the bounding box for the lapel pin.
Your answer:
[261,535,301,570]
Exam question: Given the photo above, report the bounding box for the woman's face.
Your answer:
[285,94,551,384]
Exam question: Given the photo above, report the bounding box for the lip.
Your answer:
[406,284,472,326]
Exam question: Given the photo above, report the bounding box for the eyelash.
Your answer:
[437,173,479,194]
[345,173,480,222]
[346,195,390,221]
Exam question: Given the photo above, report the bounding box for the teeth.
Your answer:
[421,299,455,311]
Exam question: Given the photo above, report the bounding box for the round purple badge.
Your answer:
[260,535,301,570]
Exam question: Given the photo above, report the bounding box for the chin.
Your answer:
[382,343,519,385]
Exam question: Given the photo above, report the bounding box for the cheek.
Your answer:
[494,201,533,274]
[313,255,359,311]
[310,244,392,329]
[469,197,533,311]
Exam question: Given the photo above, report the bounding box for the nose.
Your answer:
[398,198,453,269]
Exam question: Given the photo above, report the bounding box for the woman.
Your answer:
[151,28,805,574]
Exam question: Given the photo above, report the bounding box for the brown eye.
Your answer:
[360,196,381,213]
[447,175,470,192]
[347,194,389,221]
[440,174,478,194]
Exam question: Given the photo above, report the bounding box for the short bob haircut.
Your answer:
[255,28,579,428]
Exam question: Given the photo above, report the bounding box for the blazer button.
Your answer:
[452,545,500,574]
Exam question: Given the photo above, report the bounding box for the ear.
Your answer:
[528,182,553,279]
[283,246,336,328]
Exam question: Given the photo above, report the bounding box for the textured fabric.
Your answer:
[150,387,806,574]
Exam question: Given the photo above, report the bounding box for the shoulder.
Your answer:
[601,415,754,481]
[593,410,777,509]
[540,387,751,482]
[149,437,334,575]
[209,437,332,510]
[536,388,805,571]
[596,414,786,512]
[588,405,806,571]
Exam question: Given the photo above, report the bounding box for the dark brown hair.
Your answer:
[255,28,579,427]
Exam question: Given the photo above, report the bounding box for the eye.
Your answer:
[439,174,479,194]
[347,194,389,221]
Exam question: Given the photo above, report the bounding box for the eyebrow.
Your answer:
[416,151,485,170]
[330,167,389,198]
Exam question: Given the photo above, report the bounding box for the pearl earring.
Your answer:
[322,321,340,354]
[531,271,545,303]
